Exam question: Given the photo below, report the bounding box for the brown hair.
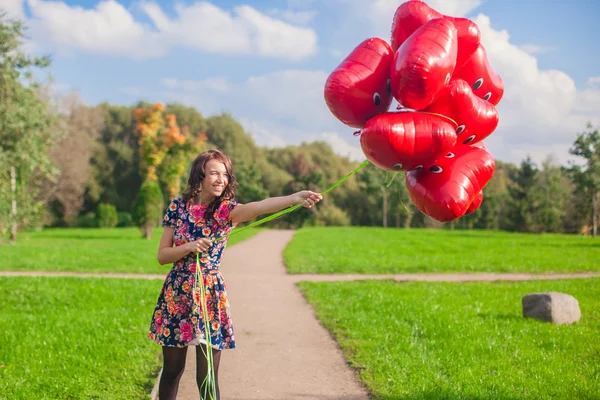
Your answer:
[181,149,237,222]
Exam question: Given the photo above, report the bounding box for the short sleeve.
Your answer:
[162,198,181,228]
[214,199,238,229]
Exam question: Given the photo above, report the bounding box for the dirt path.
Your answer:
[172,229,369,400]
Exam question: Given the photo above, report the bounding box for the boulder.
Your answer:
[522,292,581,325]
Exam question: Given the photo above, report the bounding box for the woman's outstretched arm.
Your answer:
[231,190,323,225]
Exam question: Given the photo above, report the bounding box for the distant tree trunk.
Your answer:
[396,213,400,228]
[450,220,455,231]
[383,191,388,228]
[593,192,598,238]
[10,165,17,243]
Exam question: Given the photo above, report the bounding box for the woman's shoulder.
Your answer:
[167,197,188,210]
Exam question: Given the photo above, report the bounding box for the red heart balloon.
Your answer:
[359,111,457,172]
[391,1,480,68]
[390,18,458,110]
[390,0,440,51]
[453,44,504,105]
[425,78,499,145]
[446,17,481,69]
[466,190,483,214]
[324,38,394,129]
[405,144,495,222]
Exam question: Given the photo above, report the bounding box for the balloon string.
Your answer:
[214,160,370,241]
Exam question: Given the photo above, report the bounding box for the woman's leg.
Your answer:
[196,346,222,400]
[159,346,188,400]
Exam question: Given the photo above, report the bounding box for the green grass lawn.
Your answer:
[284,227,600,274]
[298,278,600,400]
[0,276,165,400]
[0,226,263,274]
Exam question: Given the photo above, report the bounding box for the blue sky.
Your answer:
[5,0,600,165]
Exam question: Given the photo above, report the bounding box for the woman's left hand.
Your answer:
[294,190,323,208]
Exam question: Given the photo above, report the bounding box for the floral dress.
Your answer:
[148,197,238,350]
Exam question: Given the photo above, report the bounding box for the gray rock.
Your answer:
[522,292,581,325]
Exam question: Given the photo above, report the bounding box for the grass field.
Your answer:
[284,227,600,274]
[0,276,164,400]
[0,227,263,274]
[298,278,600,400]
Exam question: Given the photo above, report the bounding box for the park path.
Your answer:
[2,231,600,400]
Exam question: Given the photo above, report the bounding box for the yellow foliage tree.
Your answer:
[133,102,207,197]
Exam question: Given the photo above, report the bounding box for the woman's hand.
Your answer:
[186,238,212,254]
[294,190,323,208]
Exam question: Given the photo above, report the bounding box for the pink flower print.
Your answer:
[190,205,205,221]
[179,321,193,342]
[217,203,230,220]
[154,317,163,333]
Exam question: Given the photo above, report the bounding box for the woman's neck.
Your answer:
[197,192,216,206]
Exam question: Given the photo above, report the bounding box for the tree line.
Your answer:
[1,13,598,242]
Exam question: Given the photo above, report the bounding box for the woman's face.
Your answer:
[202,159,229,198]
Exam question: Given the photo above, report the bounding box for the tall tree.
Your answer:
[508,157,542,232]
[0,13,59,242]
[84,103,139,213]
[132,103,170,239]
[537,155,570,233]
[569,122,600,237]
[40,91,104,226]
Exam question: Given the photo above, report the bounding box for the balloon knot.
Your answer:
[353,130,362,137]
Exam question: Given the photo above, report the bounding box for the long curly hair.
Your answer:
[181,149,237,223]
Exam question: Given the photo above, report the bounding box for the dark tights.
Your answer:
[158,346,222,400]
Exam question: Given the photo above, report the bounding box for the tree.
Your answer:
[507,157,543,232]
[537,155,570,233]
[0,13,59,242]
[234,160,269,205]
[40,91,104,226]
[131,103,204,238]
[568,123,600,237]
[84,103,139,214]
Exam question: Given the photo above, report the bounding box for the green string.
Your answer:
[195,253,218,399]
[214,159,370,241]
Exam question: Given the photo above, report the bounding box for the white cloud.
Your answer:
[587,77,600,87]
[518,44,555,55]
[317,132,365,161]
[2,0,26,20]
[239,119,288,148]
[27,0,164,59]
[25,0,317,61]
[337,0,483,40]
[473,14,600,164]
[158,70,366,160]
[268,8,318,25]
[162,77,231,94]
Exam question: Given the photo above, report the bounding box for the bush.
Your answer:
[78,212,97,228]
[133,179,165,239]
[117,212,134,227]
[96,203,118,228]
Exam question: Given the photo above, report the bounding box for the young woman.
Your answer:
[148,149,323,400]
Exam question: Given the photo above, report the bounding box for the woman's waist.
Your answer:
[171,259,222,274]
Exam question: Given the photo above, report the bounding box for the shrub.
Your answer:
[96,203,118,228]
[78,212,97,228]
[117,212,133,227]
[133,179,164,239]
